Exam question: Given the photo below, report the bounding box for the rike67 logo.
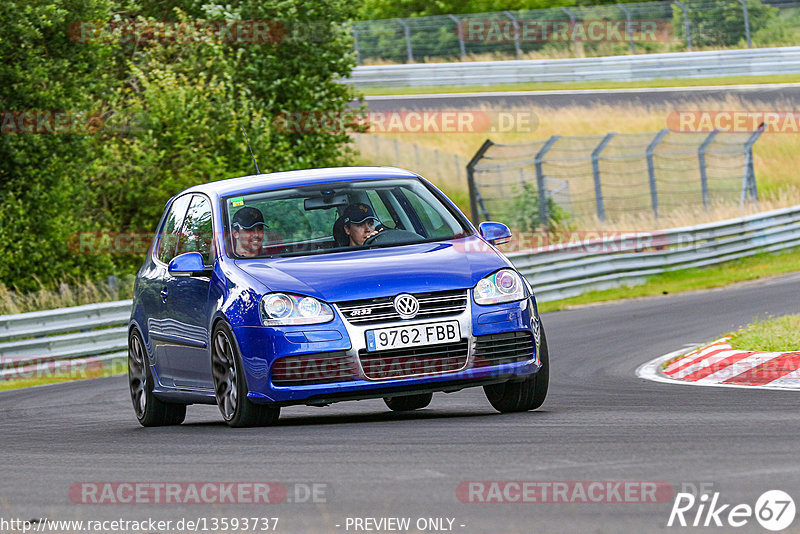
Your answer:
[668,490,795,531]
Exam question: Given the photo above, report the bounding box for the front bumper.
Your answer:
[233,295,542,406]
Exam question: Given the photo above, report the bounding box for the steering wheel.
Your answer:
[363,228,420,246]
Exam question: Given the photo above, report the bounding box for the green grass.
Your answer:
[357,73,800,96]
[537,246,800,313]
[728,315,800,352]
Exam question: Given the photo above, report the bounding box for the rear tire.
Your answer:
[384,393,433,412]
[211,323,280,428]
[484,327,549,413]
[128,329,186,427]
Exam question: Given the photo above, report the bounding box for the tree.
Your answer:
[0,0,117,289]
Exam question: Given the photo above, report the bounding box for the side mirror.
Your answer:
[479,222,512,245]
[168,252,212,276]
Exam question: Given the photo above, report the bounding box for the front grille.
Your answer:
[358,340,469,379]
[337,289,468,325]
[472,331,534,367]
[271,351,355,386]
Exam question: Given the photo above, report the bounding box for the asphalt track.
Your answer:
[362,83,800,110]
[2,272,799,533]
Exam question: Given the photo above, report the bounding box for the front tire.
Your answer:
[211,323,280,428]
[484,327,549,413]
[384,393,433,412]
[128,329,186,426]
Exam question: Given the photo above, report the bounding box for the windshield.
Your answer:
[224,178,471,258]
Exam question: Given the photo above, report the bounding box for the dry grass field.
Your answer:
[358,95,800,233]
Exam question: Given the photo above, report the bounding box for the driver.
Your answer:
[231,206,267,257]
[342,203,382,246]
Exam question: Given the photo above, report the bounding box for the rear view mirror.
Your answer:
[479,222,512,245]
[168,252,212,276]
[304,193,349,210]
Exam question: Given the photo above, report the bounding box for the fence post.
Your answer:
[448,14,467,58]
[393,139,400,162]
[646,129,669,218]
[673,0,692,51]
[108,275,119,298]
[396,18,414,63]
[742,123,764,204]
[352,24,362,64]
[503,11,523,59]
[414,144,420,169]
[467,139,495,224]
[561,7,581,56]
[737,0,752,48]
[534,136,561,228]
[698,130,719,209]
[591,133,615,222]
[617,4,636,54]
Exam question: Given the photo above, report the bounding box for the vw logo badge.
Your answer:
[393,294,419,319]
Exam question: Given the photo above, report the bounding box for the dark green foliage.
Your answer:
[0,0,359,289]
[509,182,570,233]
[672,0,776,48]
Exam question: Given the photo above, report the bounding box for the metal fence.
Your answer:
[346,46,800,86]
[466,128,763,227]
[1,206,798,373]
[351,0,800,64]
[508,204,800,301]
[0,300,131,380]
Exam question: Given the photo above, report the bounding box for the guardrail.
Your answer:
[0,300,131,379]
[1,205,799,377]
[344,46,800,87]
[507,204,800,302]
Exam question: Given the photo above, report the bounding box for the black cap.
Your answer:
[232,207,266,230]
[343,203,378,225]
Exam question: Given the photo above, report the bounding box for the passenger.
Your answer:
[342,203,382,246]
[231,207,266,257]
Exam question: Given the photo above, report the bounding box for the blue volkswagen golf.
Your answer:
[128,167,548,427]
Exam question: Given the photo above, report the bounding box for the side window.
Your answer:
[177,195,214,265]
[366,191,393,226]
[157,195,192,264]
[402,188,450,238]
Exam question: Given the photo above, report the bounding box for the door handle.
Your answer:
[160,288,168,303]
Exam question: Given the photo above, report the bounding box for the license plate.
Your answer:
[365,321,461,352]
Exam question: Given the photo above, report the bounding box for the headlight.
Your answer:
[260,293,334,326]
[473,269,526,305]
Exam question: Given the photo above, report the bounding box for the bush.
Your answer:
[672,0,776,48]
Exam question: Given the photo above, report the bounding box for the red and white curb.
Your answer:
[637,338,800,391]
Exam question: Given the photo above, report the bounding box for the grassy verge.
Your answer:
[728,315,800,352]
[537,246,800,313]
[357,74,800,97]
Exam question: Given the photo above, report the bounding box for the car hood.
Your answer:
[233,235,510,302]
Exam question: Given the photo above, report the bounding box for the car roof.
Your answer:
[180,167,422,198]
